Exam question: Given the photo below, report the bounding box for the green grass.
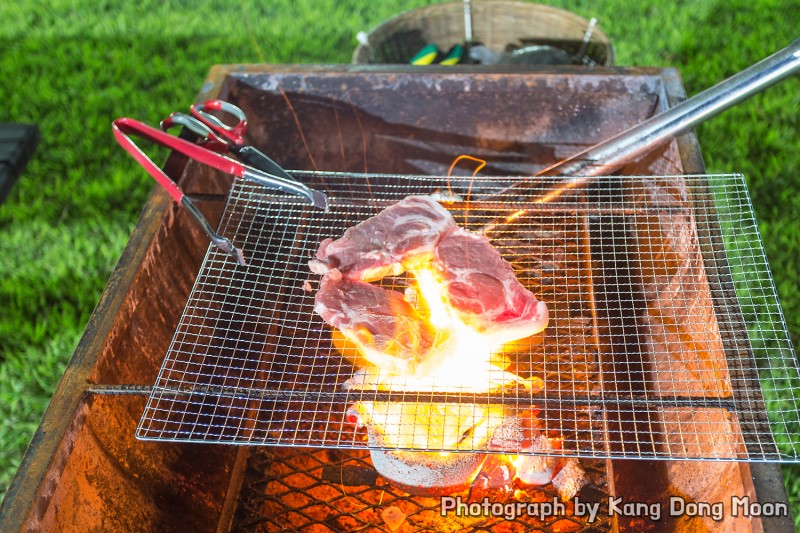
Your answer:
[1,0,798,524]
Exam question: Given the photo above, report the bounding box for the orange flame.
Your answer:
[343,262,542,451]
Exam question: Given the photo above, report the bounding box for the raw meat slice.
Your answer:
[314,269,439,375]
[309,195,455,282]
[312,195,548,376]
[433,227,549,342]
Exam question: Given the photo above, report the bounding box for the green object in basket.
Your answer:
[439,44,463,65]
[410,43,439,65]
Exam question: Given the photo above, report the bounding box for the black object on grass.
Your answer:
[0,123,39,205]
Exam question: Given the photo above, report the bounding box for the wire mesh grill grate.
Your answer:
[138,172,800,461]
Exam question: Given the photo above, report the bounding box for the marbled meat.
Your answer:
[309,195,455,282]
[314,269,439,375]
[311,195,548,372]
[434,227,549,342]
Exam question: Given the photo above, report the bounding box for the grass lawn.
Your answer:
[1,0,798,525]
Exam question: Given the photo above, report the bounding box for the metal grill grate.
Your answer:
[232,448,611,532]
[138,172,800,461]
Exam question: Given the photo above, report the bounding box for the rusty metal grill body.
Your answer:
[137,171,800,462]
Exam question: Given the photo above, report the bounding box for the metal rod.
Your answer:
[490,38,800,204]
[86,384,153,395]
[463,0,473,43]
[575,17,598,63]
[129,383,738,410]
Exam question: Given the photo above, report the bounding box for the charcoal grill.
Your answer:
[1,66,795,532]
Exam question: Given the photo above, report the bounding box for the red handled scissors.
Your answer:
[161,99,301,187]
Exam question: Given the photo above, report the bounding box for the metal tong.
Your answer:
[113,108,328,265]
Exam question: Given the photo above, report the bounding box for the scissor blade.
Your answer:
[234,145,296,182]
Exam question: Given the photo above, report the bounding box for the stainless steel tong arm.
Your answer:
[487,38,800,206]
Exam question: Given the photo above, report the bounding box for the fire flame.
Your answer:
[344,263,541,451]
[345,264,539,394]
[332,155,585,497]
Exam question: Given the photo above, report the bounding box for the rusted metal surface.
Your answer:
[0,65,792,532]
[662,67,793,532]
[224,69,665,176]
[34,395,235,532]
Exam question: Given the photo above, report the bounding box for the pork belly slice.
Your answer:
[309,195,455,282]
[434,227,549,343]
[314,269,440,376]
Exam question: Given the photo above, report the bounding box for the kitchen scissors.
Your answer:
[160,100,310,192]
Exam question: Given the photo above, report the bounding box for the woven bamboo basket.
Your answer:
[352,1,614,66]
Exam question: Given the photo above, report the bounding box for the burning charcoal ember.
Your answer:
[497,414,562,488]
[488,414,526,452]
[309,195,455,281]
[516,454,558,486]
[320,465,379,487]
[380,506,407,532]
[468,454,516,502]
[551,458,587,501]
[368,448,487,496]
[434,226,549,343]
[314,269,441,375]
[515,434,559,486]
[488,408,545,452]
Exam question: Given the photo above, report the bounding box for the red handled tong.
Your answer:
[113,115,328,266]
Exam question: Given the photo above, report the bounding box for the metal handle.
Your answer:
[182,196,246,266]
[190,99,248,146]
[113,117,245,190]
[159,111,233,155]
[241,168,329,211]
[493,38,800,202]
[463,0,473,43]
[234,145,299,183]
[161,112,215,138]
[159,112,327,209]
